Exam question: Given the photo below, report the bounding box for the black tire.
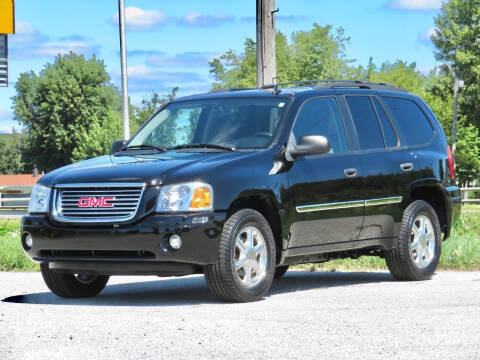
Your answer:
[386,200,442,281]
[204,209,276,302]
[274,265,289,279]
[40,263,109,298]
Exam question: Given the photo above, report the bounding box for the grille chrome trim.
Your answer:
[52,183,145,223]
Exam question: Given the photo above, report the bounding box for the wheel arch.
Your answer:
[227,190,283,264]
[406,180,449,238]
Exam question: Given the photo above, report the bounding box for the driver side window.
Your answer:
[293,97,348,153]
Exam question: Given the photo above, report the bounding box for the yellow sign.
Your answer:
[0,0,15,34]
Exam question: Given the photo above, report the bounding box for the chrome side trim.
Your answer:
[365,196,403,207]
[296,196,403,213]
[296,200,364,213]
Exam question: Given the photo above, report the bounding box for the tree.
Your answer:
[12,52,122,171]
[432,0,480,129]
[0,132,24,174]
[209,23,355,89]
[131,87,178,133]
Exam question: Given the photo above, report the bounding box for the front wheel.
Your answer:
[40,263,109,298]
[386,200,442,281]
[204,209,276,302]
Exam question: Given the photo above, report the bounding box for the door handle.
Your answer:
[344,168,358,178]
[400,162,414,172]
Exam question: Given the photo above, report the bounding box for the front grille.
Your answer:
[39,249,155,259]
[53,183,145,223]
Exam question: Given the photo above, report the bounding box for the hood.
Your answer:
[39,151,256,187]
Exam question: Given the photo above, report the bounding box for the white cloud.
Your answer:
[8,21,100,60]
[111,7,168,30]
[0,126,13,134]
[29,42,97,57]
[418,27,437,44]
[124,65,205,92]
[179,12,234,27]
[147,52,216,68]
[9,21,48,44]
[10,41,98,59]
[389,0,443,10]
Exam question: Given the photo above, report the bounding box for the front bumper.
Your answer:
[21,212,227,274]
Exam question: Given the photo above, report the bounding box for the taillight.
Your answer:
[447,145,455,179]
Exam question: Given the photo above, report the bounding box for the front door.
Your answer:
[286,96,364,248]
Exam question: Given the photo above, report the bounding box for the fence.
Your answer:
[460,187,480,204]
[0,192,30,218]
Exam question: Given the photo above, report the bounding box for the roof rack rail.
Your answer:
[209,87,256,93]
[263,79,407,93]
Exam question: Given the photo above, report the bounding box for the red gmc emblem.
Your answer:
[78,197,115,208]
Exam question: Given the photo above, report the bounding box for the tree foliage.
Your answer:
[209,23,355,89]
[432,0,480,129]
[12,53,122,172]
[431,0,480,183]
[0,132,24,175]
[131,87,178,133]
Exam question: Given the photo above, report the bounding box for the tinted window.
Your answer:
[129,98,289,149]
[372,97,397,147]
[293,97,347,153]
[382,97,434,146]
[346,96,384,150]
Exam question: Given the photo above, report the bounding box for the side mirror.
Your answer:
[289,135,331,159]
[110,140,126,155]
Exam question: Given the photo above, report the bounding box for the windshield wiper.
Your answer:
[171,144,236,152]
[122,144,168,153]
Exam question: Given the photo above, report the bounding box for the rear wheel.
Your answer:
[204,209,276,302]
[40,263,109,298]
[386,200,441,281]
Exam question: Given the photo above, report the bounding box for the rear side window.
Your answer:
[382,97,434,146]
[346,96,384,150]
[293,97,348,153]
[372,97,397,147]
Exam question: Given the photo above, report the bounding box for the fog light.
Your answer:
[25,233,33,249]
[169,234,182,250]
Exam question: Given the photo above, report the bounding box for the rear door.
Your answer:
[286,96,364,248]
[343,95,419,240]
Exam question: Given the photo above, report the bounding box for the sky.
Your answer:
[0,0,444,133]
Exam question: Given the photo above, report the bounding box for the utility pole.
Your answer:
[256,0,276,88]
[118,0,130,140]
[452,72,459,165]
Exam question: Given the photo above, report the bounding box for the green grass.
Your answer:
[0,219,39,271]
[1,205,479,272]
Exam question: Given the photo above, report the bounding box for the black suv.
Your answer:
[22,80,461,302]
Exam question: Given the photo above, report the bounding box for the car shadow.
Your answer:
[1,271,394,307]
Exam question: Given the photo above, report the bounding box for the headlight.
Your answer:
[156,182,213,212]
[28,183,51,213]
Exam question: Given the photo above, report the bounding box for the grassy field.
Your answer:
[0,219,39,271]
[1,205,479,272]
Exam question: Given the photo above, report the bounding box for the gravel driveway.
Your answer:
[1,271,479,359]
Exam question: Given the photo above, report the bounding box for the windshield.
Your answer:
[127,97,290,150]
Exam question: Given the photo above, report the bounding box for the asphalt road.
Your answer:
[1,271,479,360]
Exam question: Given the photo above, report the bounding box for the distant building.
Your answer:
[0,173,43,213]
[0,173,43,194]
